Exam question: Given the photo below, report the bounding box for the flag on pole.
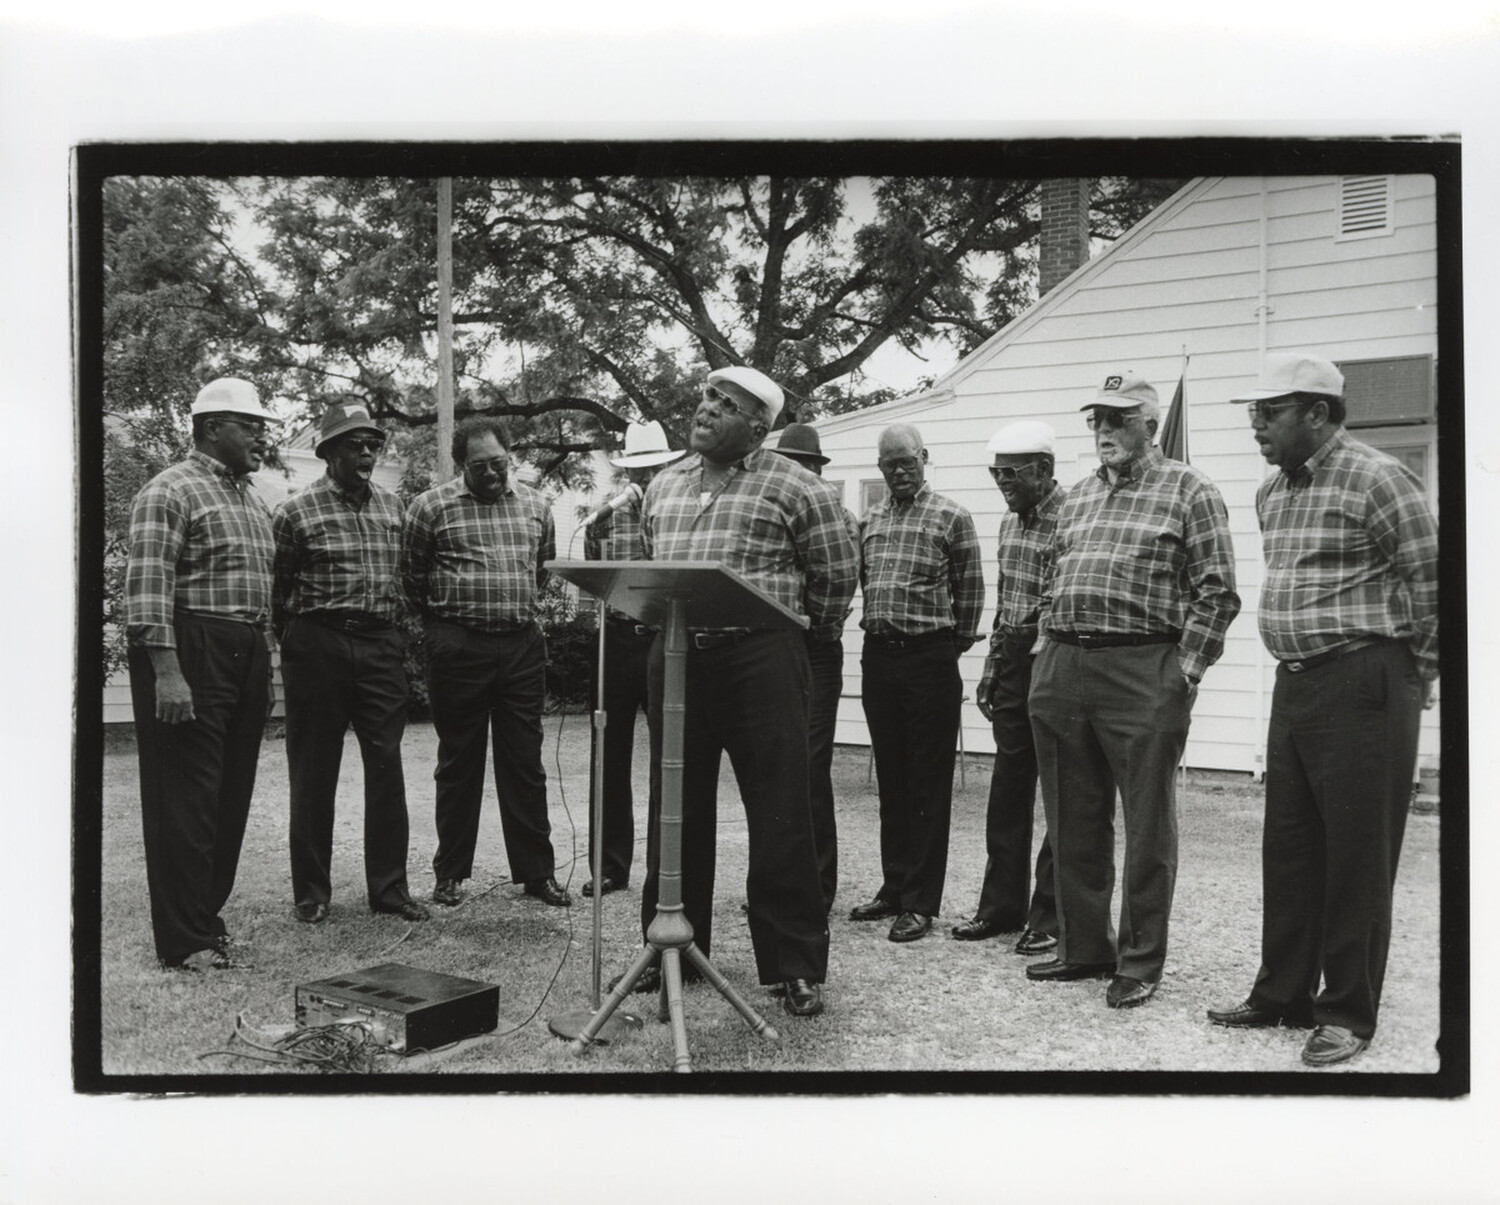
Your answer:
[1160,355,1189,463]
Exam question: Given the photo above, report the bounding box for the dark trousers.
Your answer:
[425,618,555,884]
[1250,641,1422,1039]
[281,615,413,911]
[973,637,1056,935]
[128,613,269,965]
[806,635,845,915]
[1029,641,1193,983]
[640,630,829,985]
[588,618,655,885]
[860,633,962,918]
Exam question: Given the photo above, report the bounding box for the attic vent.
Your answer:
[1336,175,1394,240]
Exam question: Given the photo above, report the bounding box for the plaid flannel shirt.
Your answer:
[584,491,646,621]
[1256,426,1438,680]
[859,482,985,641]
[639,447,858,631]
[125,450,275,648]
[401,475,555,633]
[272,474,406,630]
[977,480,1062,696]
[1041,445,1240,682]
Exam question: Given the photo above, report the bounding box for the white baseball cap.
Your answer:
[986,420,1056,457]
[707,365,785,426]
[1229,353,1345,402]
[190,378,279,421]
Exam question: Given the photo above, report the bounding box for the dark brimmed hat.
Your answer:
[315,400,385,457]
[771,423,829,466]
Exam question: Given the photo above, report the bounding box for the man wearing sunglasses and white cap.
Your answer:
[1027,371,1240,1010]
[125,377,279,971]
[950,420,1060,957]
[629,366,859,1018]
[581,420,685,898]
[1208,352,1438,1067]
[273,399,427,927]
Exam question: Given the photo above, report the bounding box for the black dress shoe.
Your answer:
[1301,1025,1370,1066]
[581,876,624,898]
[1206,1000,1314,1029]
[523,877,572,907]
[782,979,824,1017]
[950,917,1005,941]
[849,897,899,922]
[374,900,430,922]
[1105,975,1158,1009]
[294,901,330,924]
[888,912,932,942]
[1025,957,1116,982]
[431,878,464,907]
[1014,928,1058,956]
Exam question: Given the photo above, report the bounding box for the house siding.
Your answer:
[817,174,1440,776]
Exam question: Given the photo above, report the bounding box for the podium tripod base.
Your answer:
[570,942,781,1072]
[547,1008,641,1044]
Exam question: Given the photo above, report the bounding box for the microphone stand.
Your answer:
[549,597,640,1043]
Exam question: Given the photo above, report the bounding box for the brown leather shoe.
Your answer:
[1301,1025,1370,1067]
[782,979,824,1017]
[1014,928,1058,956]
[524,877,572,907]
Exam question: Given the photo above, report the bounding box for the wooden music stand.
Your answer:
[546,560,808,1072]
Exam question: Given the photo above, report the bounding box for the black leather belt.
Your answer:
[607,615,655,637]
[864,629,954,650]
[305,611,393,633]
[1280,636,1386,674]
[690,628,754,650]
[1049,630,1180,649]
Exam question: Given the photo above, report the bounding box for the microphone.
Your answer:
[582,482,643,528]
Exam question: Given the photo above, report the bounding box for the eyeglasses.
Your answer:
[1084,408,1143,432]
[340,437,385,454]
[464,457,509,477]
[877,456,922,474]
[700,384,760,423]
[216,417,269,439]
[1245,399,1309,424]
[989,462,1039,482]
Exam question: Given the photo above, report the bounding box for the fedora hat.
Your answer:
[772,423,829,466]
[611,420,686,468]
[315,399,385,456]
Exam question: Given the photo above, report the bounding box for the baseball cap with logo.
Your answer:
[1085,371,1159,411]
[1228,353,1345,403]
[315,399,385,456]
[190,378,279,422]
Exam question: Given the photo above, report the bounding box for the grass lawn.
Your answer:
[95,716,1442,1081]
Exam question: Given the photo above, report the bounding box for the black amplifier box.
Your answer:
[295,963,500,1054]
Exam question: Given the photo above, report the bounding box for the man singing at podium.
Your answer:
[629,366,859,1018]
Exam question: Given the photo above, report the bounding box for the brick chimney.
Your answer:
[1038,179,1091,297]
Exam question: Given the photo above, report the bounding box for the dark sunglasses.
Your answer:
[1084,408,1143,431]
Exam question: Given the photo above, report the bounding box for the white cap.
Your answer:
[190,378,278,421]
[1229,353,1344,402]
[987,420,1056,457]
[1087,371,1158,410]
[610,420,686,468]
[707,365,784,426]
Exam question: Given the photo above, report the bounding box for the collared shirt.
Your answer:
[1043,444,1240,682]
[860,481,985,640]
[584,491,646,621]
[989,479,1062,646]
[125,449,275,648]
[1256,426,1438,679]
[639,446,858,631]
[272,474,406,626]
[401,475,555,633]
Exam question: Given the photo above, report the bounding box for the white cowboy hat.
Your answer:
[611,420,687,468]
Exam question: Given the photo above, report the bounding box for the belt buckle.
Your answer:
[1285,659,1306,674]
[692,632,715,651]
[1077,633,1102,650]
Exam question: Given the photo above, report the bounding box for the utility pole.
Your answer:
[436,177,455,480]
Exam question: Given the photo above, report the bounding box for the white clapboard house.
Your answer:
[812,175,1441,780]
